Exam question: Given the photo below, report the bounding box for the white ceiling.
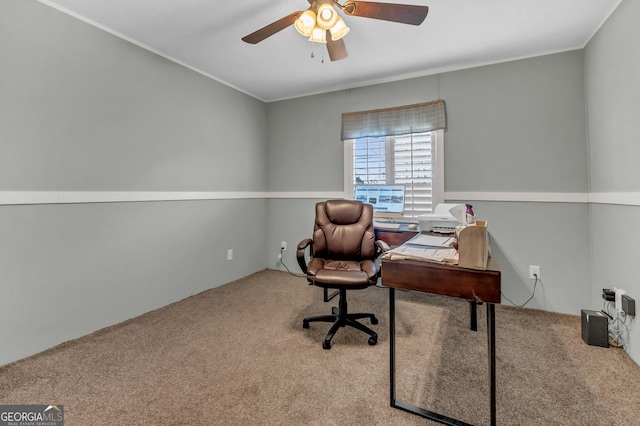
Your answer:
[40,0,621,102]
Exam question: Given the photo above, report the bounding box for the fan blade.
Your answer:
[326,31,348,61]
[342,1,428,25]
[242,11,303,44]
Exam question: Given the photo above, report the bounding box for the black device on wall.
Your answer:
[622,294,635,316]
[581,309,608,348]
[602,288,615,301]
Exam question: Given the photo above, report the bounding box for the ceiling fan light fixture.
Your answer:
[308,25,327,43]
[316,3,338,29]
[294,10,316,37]
[329,16,349,41]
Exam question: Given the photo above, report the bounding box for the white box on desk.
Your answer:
[418,214,458,233]
[457,221,489,270]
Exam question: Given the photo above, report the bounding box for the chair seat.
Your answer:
[307,258,377,289]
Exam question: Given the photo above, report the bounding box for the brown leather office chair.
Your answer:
[297,199,389,349]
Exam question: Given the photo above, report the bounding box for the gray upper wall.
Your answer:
[0,0,268,192]
[267,92,346,192]
[585,0,640,193]
[267,50,588,195]
[441,53,588,193]
[3,0,589,196]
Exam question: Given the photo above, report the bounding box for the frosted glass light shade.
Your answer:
[330,16,350,41]
[294,10,316,37]
[309,25,327,43]
[316,3,338,29]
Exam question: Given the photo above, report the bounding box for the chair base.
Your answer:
[303,289,378,349]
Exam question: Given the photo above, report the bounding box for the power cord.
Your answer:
[279,247,306,278]
[501,273,539,308]
[602,300,632,348]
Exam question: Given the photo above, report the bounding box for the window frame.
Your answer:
[344,129,444,219]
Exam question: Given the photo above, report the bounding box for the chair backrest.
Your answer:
[312,200,376,261]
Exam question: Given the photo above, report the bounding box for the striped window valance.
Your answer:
[341,99,446,140]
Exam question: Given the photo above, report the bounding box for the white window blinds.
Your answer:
[392,132,434,217]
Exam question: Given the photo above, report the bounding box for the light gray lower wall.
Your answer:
[589,204,639,360]
[1,199,266,365]
[0,1,268,366]
[269,197,592,315]
[447,201,591,313]
[585,0,640,363]
[266,198,327,273]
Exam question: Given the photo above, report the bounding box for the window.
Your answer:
[341,100,447,218]
[345,129,444,218]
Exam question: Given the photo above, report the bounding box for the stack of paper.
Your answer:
[384,245,459,264]
[405,234,454,248]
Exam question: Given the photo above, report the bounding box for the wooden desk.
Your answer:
[382,256,501,426]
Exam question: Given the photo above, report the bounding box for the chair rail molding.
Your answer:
[1,190,639,206]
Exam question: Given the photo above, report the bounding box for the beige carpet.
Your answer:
[1,269,639,425]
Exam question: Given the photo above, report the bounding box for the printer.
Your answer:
[418,203,463,233]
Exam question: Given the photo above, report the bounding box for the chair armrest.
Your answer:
[374,239,391,280]
[297,238,313,274]
[375,239,391,258]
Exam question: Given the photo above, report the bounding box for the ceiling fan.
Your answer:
[242,1,429,62]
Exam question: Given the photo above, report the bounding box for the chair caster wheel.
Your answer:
[371,317,379,325]
[303,320,309,329]
[331,306,338,315]
[323,340,331,350]
[368,336,377,346]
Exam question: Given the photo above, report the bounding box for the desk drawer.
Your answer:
[381,258,501,303]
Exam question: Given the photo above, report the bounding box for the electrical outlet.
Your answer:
[227,249,233,261]
[281,241,287,251]
[529,265,540,279]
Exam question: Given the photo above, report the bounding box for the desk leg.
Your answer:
[487,303,496,426]
[469,301,477,331]
[389,288,396,406]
